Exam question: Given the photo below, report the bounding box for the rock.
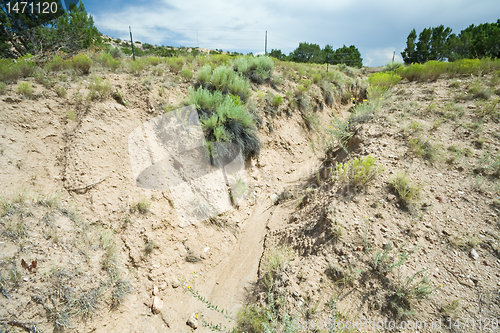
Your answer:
[470,248,479,260]
[387,194,396,201]
[153,285,159,296]
[160,311,171,327]
[186,313,198,329]
[159,281,168,290]
[152,295,163,314]
[172,281,181,288]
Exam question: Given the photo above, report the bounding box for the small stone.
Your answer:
[387,194,396,201]
[153,285,159,296]
[159,282,168,290]
[152,295,163,314]
[470,248,479,260]
[187,313,198,329]
[172,281,181,288]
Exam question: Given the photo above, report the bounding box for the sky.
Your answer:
[83,0,500,67]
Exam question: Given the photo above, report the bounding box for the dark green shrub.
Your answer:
[185,87,260,159]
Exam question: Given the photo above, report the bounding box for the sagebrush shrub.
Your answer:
[71,53,93,75]
[45,56,67,72]
[17,82,34,98]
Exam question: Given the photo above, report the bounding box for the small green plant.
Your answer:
[66,110,77,121]
[71,53,93,75]
[17,81,34,98]
[408,137,441,162]
[325,116,352,153]
[390,269,435,319]
[144,239,157,254]
[131,197,151,214]
[336,155,384,189]
[389,171,422,208]
[271,94,283,107]
[0,82,6,94]
[372,241,415,275]
[45,56,67,72]
[261,246,293,289]
[56,85,67,98]
[110,278,132,309]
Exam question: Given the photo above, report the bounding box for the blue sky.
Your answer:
[83,0,500,67]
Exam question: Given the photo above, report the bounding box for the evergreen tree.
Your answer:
[0,1,100,58]
[289,42,322,63]
[331,45,363,68]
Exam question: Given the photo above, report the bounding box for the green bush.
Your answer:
[97,53,121,72]
[0,82,6,94]
[336,155,384,188]
[207,65,251,100]
[180,68,193,81]
[166,57,185,74]
[16,56,37,77]
[368,72,402,91]
[71,53,93,75]
[146,56,162,66]
[17,82,34,98]
[324,116,352,153]
[44,56,67,72]
[0,59,21,83]
[130,58,147,75]
[232,55,274,83]
[197,64,212,85]
[271,94,283,107]
[109,47,125,59]
[185,87,260,159]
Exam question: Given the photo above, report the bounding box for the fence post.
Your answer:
[130,26,136,61]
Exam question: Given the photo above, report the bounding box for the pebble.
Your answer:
[470,248,479,260]
[152,295,163,314]
[187,313,198,329]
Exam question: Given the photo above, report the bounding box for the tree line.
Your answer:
[402,19,500,64]
[269,43,363,68]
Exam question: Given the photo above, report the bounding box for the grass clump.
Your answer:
[323,116,352,153]
[130,196,151,214]
[389,171,422,208]
[185,87,260,159]
[56,85,67,98]
[71,53,93,75]
[271,94,283,107]
[336,155,384,190]
[390,269,434,319]
[408,137,441,162]
[17,81,34,98]
[261,246,293,289]
[87,76,111,101]
[0,82,6,94]
[97,53,121,72]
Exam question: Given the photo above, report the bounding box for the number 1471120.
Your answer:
[5,2,59,14]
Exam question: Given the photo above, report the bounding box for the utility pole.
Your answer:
[326,48,329,73]
[129,26,136,61]
[392,51,395,64]
[265,31,267,56]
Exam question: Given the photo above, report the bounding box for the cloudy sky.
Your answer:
[83,0,500,67]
